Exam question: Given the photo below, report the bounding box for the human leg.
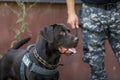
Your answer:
[108,3,120,63]
[80,3,109,80]
[82,29,107,80]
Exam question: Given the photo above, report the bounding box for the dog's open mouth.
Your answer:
[58,46,76,55]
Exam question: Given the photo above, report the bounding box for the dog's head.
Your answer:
[40,24,79,54]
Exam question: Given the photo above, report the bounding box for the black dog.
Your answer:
[0,24,78,80]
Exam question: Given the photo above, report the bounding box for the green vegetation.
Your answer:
[4,1,37,47]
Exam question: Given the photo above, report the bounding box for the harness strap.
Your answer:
[20,44,58,80]
[20,44,33,80]
[20,50,30,80]
[20,61,26,80]
[22,54,58,75]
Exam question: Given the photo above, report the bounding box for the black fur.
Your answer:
[0,24,78,80]
[12,37,31,49]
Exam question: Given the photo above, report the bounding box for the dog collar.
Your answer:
[33,49,58,68]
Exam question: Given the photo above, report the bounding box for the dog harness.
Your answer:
[20,44,58,80]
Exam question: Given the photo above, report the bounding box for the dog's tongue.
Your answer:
[68,48,76,54]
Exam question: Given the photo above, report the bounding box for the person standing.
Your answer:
[66,0,120,80]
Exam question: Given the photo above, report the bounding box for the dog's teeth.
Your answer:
[69,48,76,54]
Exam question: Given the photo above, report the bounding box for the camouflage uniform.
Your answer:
[80,1,120,80]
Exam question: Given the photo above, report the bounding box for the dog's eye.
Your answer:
[60,32,66,36]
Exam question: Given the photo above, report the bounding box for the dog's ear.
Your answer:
[40,26,54,43]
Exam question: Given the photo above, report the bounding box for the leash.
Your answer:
[59,53,75,66]
[75,25,79,37]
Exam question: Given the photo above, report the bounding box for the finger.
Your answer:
[75,18,79,28]
[71,22,76,29]
[75,24,79,28]
[67,21,75,29]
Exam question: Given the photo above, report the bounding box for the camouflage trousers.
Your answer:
[80,1,120,80]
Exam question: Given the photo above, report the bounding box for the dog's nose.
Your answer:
[73,37,79,42]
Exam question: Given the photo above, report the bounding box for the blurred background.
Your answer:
[0,0,119,80]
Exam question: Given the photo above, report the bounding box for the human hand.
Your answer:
[67,13,79,29]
